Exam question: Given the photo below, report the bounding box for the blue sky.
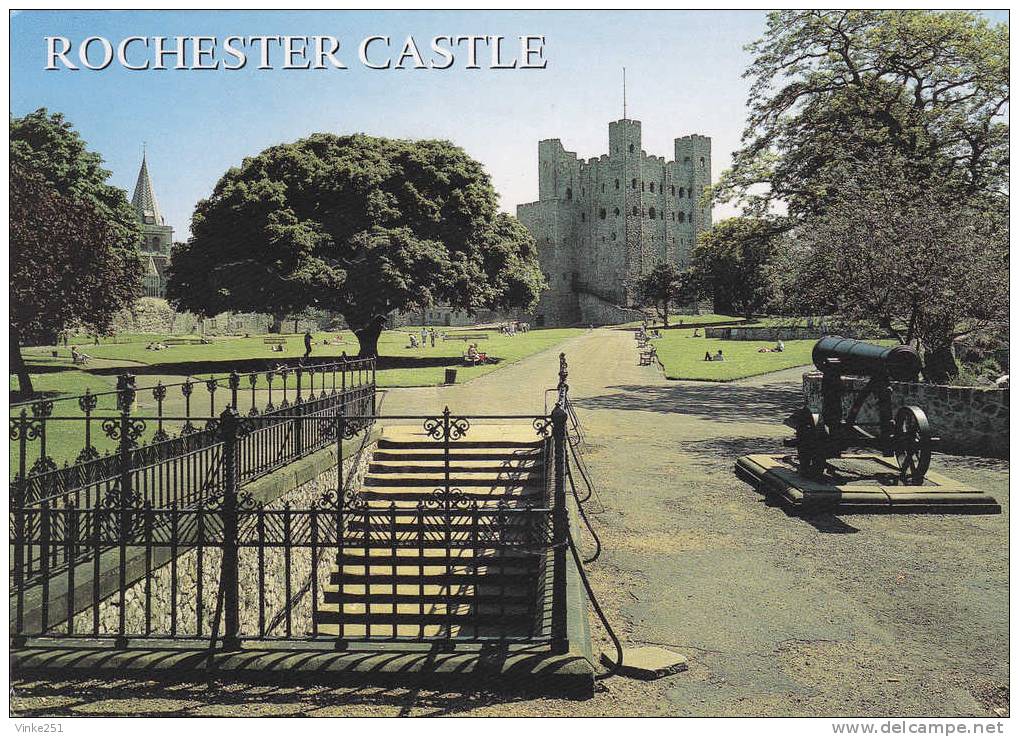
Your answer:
[10,10,1009,238]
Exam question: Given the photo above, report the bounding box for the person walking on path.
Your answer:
[304,331,313,358]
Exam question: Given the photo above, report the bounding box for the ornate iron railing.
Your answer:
[11,355,577,655]
[10,358,376,509]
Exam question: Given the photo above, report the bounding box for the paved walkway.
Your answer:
[387,328,1009,716]
[12,328,1009,717]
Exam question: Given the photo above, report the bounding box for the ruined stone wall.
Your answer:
[518,119,713,327]
[802,373,1009,458]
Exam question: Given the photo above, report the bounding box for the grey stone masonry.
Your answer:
[803,373,1009,458]
[517,119,712,326]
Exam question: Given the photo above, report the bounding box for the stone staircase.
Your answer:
[315,424,550,640]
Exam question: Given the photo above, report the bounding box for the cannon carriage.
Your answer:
[786,337,935,485]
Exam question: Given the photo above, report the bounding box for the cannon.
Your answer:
[785,336,934,485]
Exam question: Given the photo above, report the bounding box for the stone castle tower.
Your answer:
[516,119,712,326]
[131,152,173,298]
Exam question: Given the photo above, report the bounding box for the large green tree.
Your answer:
[634,262,692,327]
[10,165,144,396]
[783,153,1007,383]
[713,10,1009,219]
[10,110,144,397]
[168,134,544,357]
[690,217,784,319]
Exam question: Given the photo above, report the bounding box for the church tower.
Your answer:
[131,152,173,297]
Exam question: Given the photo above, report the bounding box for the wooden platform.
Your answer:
[736,453,1001,514]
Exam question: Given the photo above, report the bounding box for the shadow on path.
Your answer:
[574,382,801,424]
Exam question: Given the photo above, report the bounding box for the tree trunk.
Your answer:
[923,344,959,385]
[11,333,34,398]
[661,300,669,327]
[354,317,386,358]
[269,313,285,334]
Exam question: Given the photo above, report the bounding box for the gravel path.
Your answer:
[12,328,1009,717]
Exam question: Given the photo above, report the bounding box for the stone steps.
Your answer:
[314,423,548,641]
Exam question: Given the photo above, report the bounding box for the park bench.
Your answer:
[443,333,489,342]
[638,346,657,366]
[463,349,489,366]
[264,336,287,352]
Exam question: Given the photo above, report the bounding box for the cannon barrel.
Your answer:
[812,336,920,381]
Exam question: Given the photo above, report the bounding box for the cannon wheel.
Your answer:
[894,406,932,486]
[795,410,827,478]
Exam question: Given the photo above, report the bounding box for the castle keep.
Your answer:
[517,119,712,326]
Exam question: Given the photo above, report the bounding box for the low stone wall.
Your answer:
[802,372,1009,458]
[706,326,825,341]
[74,440,375,638]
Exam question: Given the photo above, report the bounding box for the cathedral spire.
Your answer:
[131,151,163,225]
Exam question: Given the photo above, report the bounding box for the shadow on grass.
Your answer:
[82,355,502,377]
[573,382,800,424]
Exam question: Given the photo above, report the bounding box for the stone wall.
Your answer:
[73,441,375,638]
[108,298,321,337]
[707,326,825,341]
[516,119,713,327]
[576,292,645,327]
[706,325,878,341]
[802,372,1009,458]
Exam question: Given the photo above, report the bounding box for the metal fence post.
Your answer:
[218,406,242,651]
[550,402,569,654]
[229,371,240,410]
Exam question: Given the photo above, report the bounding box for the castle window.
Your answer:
[614,207,620,217]
[661,210,666,220]
[684,156,691,165]
[599,208,606,220]
[581,212,586,222]
[641,181,645,192]
[629,144,634,153]
[700,157,706,168]
[581,187,585,196]
[611,232,617,240]
[632,206,638,216]
[649,207,656,219]
[631,178,637,189]
[650,182,655,193]
[670,185,675,196]
[614,179,619,189]
[566,187,573,201]
[678,212,686,223]
[679,187,685,198]
[671,213,675,221]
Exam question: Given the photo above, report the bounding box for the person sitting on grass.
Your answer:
[692,328,701,337]
[70,346,91,365]
[776,339,785,352]
[466,343,480,365]
[409,334,419,349]
[704,351,713,361]
[715,349,725,362]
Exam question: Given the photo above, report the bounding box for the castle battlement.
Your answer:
[516,118,713,327]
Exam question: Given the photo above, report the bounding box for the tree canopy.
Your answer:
[9,109,144,397]
[634,262,692,327]
[690,217,784,320]
[168,133,544,356]
[713,10,1009,219]
[781,153,1007,382]
[10,164,143,395]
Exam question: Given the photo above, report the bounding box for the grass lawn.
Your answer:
[651,330,817,381]
[11,327,584,468]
